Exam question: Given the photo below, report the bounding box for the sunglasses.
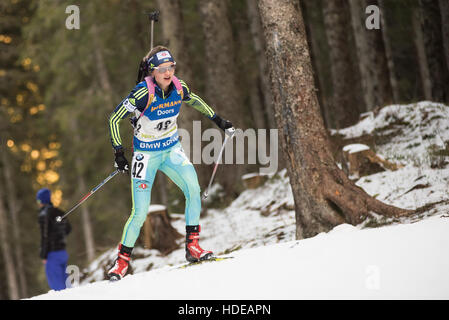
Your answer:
[153,63,176,74]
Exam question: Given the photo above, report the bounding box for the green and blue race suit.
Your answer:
[108,78,216,247]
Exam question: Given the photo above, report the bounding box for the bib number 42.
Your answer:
[131,153,149,179]
[132,161,144,179]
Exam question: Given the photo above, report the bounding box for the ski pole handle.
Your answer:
[56,170,119,222]
[225,127,235,138]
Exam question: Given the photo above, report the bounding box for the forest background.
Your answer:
[0,0,448,299]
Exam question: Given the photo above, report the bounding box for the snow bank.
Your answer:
[31,214,449,300]
[333,101,449,167]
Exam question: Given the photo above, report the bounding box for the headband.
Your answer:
[147,50,175,71]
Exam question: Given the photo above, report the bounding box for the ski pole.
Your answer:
[56,170,120,222]
[202,127,236,200]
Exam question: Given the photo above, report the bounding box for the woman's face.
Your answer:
[152,62,176,90]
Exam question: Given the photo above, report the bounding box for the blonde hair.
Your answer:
[143,45,170,62]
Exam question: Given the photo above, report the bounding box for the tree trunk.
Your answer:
[348,0,393,110]
[199,0,245,195]
[412,4,433,100]
[70,118,96,262]
[142,205,183,255]
[440,0,449,79]
[130,0,147,52]
[91,23,115,106]
[236,6,267,131]
[414,0,449,102]
[322,0,362,128]
[0,178,20,300]
[246,0,276,130]
[301,0,333,129]
[199,0,244,124]
[378,0,401,103]
[247,0,287,171]
[76,166,97,263]
[0,148,27,298]
[248,76,267,130]
[257,0,410,240]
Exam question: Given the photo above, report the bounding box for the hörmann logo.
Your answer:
[151,100,181,112]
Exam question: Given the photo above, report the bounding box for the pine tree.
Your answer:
[348,0,393,110]
[258,0,410,239]
[413,0,449,102]
[199,0,247,197]
[322,0,363,128]
[0,0,49,298]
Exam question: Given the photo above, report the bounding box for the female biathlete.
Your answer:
[107,46,233,280]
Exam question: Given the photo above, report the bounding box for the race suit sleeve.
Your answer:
[179,79,217,120]
[108,83,149,150]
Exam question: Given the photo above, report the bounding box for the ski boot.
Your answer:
[108,244,132,281]
[185,225,213,262]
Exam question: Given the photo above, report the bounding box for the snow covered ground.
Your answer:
[31,215,449,300]
[30,102,449,300]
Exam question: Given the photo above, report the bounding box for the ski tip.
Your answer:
[177,255,234,269]
[108,274,121,282]
[202,252,214,260]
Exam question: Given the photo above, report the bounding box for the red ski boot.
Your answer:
[108,244,132,281]
[185,225,213,262]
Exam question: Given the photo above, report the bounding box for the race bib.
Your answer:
[131,152,150,180]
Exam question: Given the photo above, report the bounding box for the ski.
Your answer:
[109,275,121,282]
[177,256,234,269]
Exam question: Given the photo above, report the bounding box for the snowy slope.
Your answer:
[31,215,449,300]
[30,101,449,300]
[333,101,449,167]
